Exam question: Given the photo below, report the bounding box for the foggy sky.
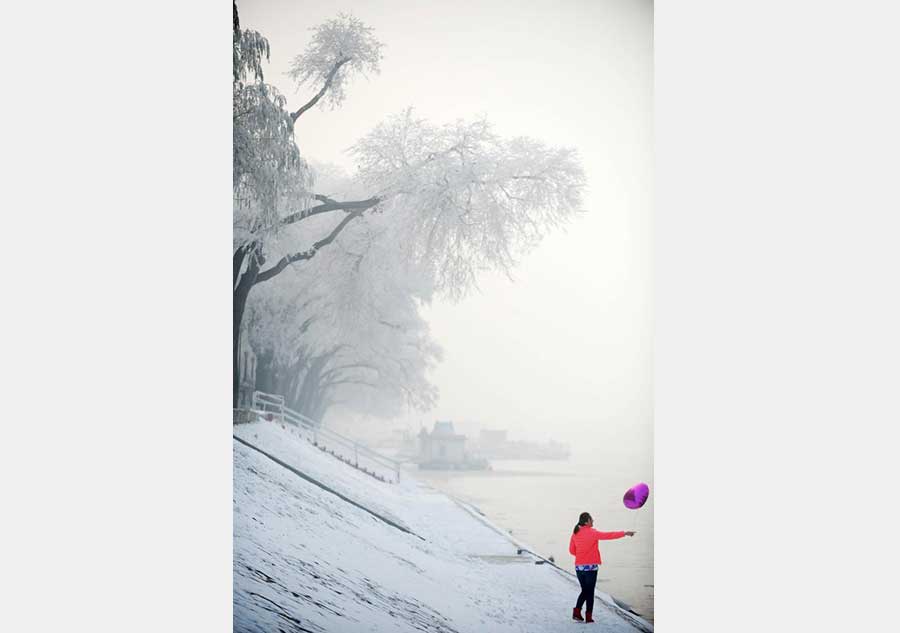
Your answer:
[240,0,653,456]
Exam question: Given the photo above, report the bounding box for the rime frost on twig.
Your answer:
[351,108,586,300]
[288,13,384,110]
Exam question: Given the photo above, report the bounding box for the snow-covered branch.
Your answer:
[291,57,352,122]
[280,195,380,226]
[288,13,383,111]
[255,209,366,284]
[351,108,586,299]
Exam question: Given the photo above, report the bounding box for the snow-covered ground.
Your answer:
[234,421,652,633]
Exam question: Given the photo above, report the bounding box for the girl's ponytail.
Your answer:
[573,511,592,535]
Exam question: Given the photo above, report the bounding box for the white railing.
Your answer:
[250,390,401,483]
[251,391,285,417]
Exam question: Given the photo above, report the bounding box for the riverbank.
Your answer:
[413,456,654,622]
[233,421,653,632]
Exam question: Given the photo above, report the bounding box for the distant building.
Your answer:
[419,421,467,465]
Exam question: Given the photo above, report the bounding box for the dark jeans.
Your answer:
[575,569,598,613]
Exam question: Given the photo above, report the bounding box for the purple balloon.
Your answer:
[623,483,650,509]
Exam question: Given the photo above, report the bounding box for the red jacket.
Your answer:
[569,527,626,566]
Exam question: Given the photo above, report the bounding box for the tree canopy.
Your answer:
[233,2,586,419]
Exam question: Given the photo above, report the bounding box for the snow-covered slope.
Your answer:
[234,421,651,633]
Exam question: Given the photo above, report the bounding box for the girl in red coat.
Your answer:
[568,511,634,622]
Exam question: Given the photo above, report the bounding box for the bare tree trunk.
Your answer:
[275,363,293,401]
[285,353,308,411]
[254,349,275,394]
[296,354,332,420]
[233,244,260,407]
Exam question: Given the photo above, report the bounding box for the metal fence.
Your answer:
[250,390,401,483]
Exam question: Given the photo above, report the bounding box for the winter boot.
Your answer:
[585,611,594,623]
[572,607,584,621]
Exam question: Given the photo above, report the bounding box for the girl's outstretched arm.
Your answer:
[596,531,632,540]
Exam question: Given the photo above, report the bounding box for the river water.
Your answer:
[412,450,654,622]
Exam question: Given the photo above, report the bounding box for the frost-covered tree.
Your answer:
[246,211,440,421]
[233,3,382,405]
[287,13,383,120]
[351,109,585,300]
[233,3,586,409]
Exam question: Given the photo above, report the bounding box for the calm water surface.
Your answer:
[413,450,654,622]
